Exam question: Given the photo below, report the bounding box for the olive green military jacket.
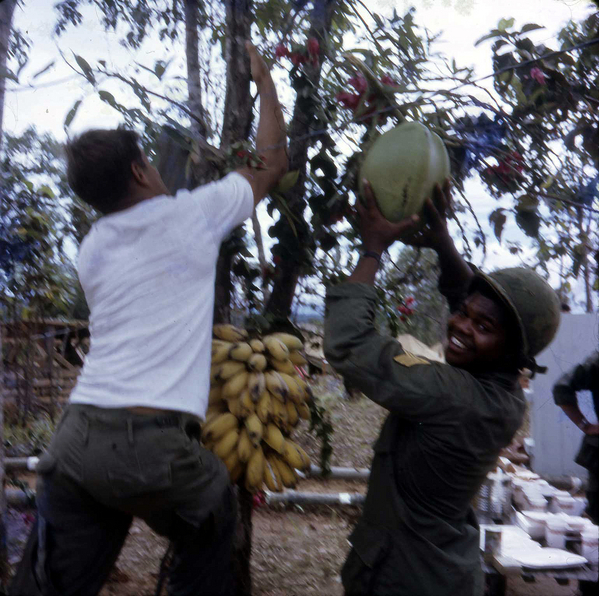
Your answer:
[324,283,526,596]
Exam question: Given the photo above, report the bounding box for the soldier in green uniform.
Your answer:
[324,180,561,596]
[553,351,599,596]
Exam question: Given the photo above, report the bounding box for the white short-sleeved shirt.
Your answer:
[69,172,254,419]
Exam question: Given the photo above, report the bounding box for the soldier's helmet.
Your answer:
[471,268,561,361]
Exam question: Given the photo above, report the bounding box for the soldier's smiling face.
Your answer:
[445,291,512,371]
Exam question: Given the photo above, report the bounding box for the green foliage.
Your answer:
[307,388,334,475]
[3,412,58,456]
[1,128,91,320]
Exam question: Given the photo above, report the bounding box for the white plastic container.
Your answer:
[582,525,599,565]
[572,497,588,517]
[555,495,577,515]
[526,496,548,512]
[546,516,568,549]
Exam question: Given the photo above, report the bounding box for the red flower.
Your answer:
[290,53,307,66]
[348,74,368,95]
[275,43,289,59]
[336,91,361,111]
[380,74,399,87]
[307,37,320,57]
[252,491,266,509]
[405,297,415,305]
[530,67,546,85]
[236,150,249,159]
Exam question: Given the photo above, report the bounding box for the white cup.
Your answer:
[582,526,599,565]
[546,516,568,549]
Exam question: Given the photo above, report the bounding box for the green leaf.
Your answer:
[73,53,96,85]
[540,175,553,190]
[274,170,300,194]
[37,185,55,199]
[516,194,539,212]
[475,29,502,46]
[98,90,117,106]
[498,18,515,32]
[489,208,507,242]
[269,192,298,237]
[64,100,82,129]
[515,210,540,238]
[520,23,544,34]
[155,62,166,79]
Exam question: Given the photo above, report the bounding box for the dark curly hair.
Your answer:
[65,128,145,214]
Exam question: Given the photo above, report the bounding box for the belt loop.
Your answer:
[127,418,134,446]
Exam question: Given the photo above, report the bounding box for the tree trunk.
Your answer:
[218,2,255,593]
[0,0,17,155]
[251,211,270,304]
[0,322,8,587]
[220,0,253,150]
[184,0,209,140]
[213,0,253,326]
[264,0,338,318]
[0,3,14,572]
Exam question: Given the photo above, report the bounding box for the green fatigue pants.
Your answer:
[8,404,237,596]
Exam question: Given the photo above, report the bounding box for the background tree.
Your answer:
[2,0,599,591]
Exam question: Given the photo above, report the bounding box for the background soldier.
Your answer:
[553,350,599,596]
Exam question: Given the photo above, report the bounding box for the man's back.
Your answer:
[70,173,253,418]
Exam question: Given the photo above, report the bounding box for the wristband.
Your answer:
[578,419,590,433]
[362,250,382,263]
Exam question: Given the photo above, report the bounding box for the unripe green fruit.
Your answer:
[359,122,450,222]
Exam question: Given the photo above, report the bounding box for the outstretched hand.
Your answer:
[356,180,422,254]
[246,41,271,88]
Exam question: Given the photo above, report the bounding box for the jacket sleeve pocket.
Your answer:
[341,522,391,595]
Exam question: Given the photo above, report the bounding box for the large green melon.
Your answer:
[359,121,450,222]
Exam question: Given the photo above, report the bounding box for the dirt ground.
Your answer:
[6,375,583,596]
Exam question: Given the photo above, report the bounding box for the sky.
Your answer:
[4,0,597,311]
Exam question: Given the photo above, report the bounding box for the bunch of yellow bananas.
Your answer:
[203,324,312,493]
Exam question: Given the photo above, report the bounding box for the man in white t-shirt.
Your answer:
[10,42,287,596]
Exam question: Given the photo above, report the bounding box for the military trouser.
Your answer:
[9,404,237,596]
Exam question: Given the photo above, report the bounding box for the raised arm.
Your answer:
[237,42,288,206]
[349,179,474,309]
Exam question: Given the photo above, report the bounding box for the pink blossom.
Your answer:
[336,91,361,111]
[252,492,266,509]
[348,74,368,95]
[290,53,307,67]
[275,44,289,59]
[530,67,546,85]
[380,74,399,87]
